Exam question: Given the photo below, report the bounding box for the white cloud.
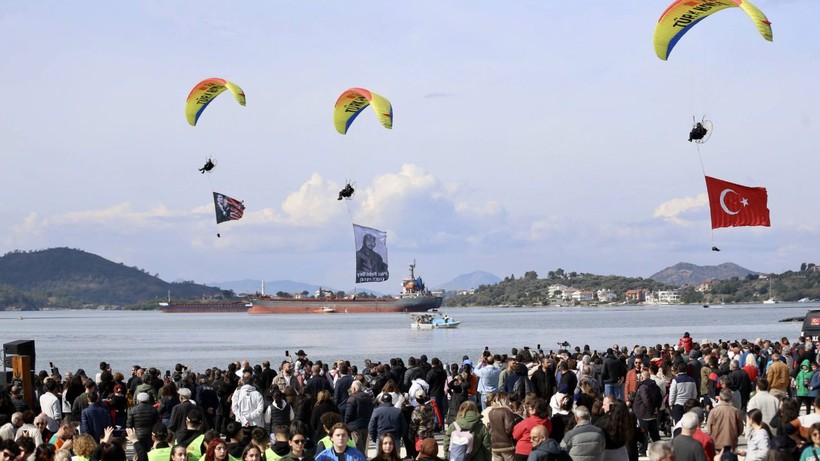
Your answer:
[652,193,708,226]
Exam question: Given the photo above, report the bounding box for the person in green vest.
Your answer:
[175,409,207,461]
[250,427,276,461]
[147,423,173,461]
[315,414,355,453]
[270,425,293,461]
[171,445,190,461]
[126,423,172,461]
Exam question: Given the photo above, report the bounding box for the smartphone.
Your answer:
[537,344,541,350]
[484,346,489,351]
[165,370,171,377]
[285,350,289,356]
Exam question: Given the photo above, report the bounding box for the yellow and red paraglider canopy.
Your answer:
[333,88,393,135]
[185,78,246,126]
[653,0,772,61]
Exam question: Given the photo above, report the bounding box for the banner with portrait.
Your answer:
[353,224,389,283]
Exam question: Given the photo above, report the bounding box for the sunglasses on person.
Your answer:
[292,439,306,445]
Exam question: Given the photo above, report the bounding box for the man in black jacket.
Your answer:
[126,392,159,450]
[344,381,374,453]
[600,348,627,401]
[426,358,448,420]
[531,357,557,401]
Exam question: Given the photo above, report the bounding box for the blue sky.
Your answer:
[1,1,817,291]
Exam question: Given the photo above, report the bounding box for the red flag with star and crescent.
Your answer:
[705,176,770,229]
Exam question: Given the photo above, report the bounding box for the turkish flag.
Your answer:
[705,176,770,229]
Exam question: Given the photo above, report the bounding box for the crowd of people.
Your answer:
[2,334,820,461]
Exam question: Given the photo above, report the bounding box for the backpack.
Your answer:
[448,422,474,461]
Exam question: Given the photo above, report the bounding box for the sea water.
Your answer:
[0,303,813,374]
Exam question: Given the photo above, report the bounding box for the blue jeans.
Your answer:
[604,383,624,400]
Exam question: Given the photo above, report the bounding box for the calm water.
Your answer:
[0,303,814,375]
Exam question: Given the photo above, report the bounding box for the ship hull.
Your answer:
[248,296,442,314]
[160,302,250,313]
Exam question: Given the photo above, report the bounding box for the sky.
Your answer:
[1,1,818,293]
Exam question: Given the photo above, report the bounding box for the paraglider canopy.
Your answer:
[333,88,393,135]
[185,78,246,126]
[653,0,772,61]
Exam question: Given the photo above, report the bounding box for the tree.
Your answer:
[276,291,292,298]
[524,271,538,280]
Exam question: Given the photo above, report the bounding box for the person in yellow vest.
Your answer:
[315,414,355,453]
[171,445,190,461]
[126,423,172,461]
[270,425,293,461]
[250,427,276,461]
[175,409,207,461]
[147,424,173,461]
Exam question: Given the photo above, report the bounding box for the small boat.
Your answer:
[410,313,461,330]
[316,306,336,313]
[703,304,709,308]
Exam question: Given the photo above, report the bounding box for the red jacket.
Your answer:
[513,415,552,455]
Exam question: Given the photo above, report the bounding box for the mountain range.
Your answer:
[0,247,764,308]
[649,262,758,286]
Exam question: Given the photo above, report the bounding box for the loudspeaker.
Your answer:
[0,371,12,386]
[4,340,35,370]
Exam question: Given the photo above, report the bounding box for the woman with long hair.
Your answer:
[487,393,516,461]
[740,409,771,461]
[771,398,800,461]
[171,445,189,461]
[310,390,339,442]
[35,445,56,461]
[203,439,230,461]
[240,445,262,461]
[158,382,180,428]
[442,401,490,461]
[370,433,401,461]
[595,400,634,461]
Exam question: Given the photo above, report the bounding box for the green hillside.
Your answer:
[0,248,231,309]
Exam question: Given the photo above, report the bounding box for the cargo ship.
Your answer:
[248,261,443,314]
[159,301,252,313]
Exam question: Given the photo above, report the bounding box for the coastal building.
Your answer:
[654,290,681,304]
[597,289,619,303]
[624,289,647,303]
[571,290,594,302]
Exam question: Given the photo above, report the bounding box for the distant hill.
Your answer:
[0,248,229,308]
[212,279,328,296]
[649,262,758,287]
[434,271,501,291]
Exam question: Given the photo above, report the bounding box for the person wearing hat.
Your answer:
[409,391,435,459]
[127,392,160,451]
[368,392,407,449]
[169,387,203,435]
